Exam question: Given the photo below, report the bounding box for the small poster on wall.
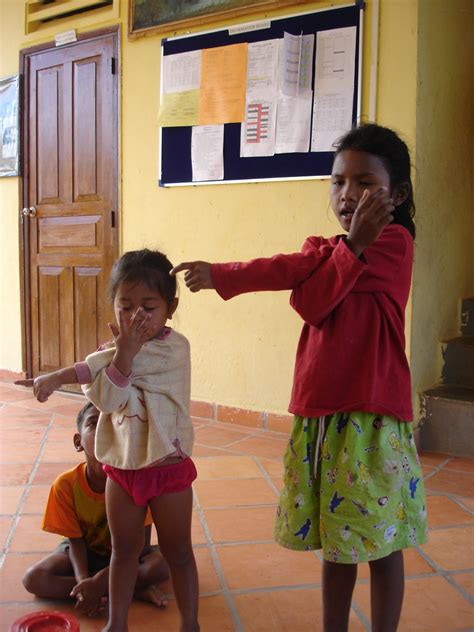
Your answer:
[0,75,20,177]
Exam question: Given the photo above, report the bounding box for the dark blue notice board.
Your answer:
[160,3,363,186]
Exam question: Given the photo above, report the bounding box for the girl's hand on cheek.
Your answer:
[346,187,394,257]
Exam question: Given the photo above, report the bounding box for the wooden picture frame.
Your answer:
[128,0,314,38]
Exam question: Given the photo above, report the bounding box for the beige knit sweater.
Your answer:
[81,330,193,470]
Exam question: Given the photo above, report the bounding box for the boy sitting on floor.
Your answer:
[22,401,169,616]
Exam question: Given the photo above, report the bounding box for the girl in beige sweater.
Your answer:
[17,249,199,632]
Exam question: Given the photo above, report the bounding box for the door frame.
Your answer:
[19,25,121,378]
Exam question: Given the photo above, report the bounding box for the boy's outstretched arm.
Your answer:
[15,366,78,402]
[170,261,214,292]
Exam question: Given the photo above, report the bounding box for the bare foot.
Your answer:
[135,584,168,608]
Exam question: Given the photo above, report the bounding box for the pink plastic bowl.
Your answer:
[10,611,80,632]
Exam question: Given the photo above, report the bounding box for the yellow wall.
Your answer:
[121,1,350,414]
[2,0,467,422]
[410,0,474,408]
[0,0,24,371]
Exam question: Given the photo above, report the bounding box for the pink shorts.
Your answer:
[103,458,197,507]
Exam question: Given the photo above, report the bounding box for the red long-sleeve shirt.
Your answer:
[211,224,414,421]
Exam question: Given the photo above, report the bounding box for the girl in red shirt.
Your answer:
[172,124,427,632]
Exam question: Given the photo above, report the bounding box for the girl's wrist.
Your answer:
[112,349,134,376]
[344,236,364,258]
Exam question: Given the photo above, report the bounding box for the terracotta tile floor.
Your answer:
[1,382,473,631]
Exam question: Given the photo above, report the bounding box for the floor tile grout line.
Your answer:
[194,417,291,440]
[422,457,453,481]
[1,566,468,607]
[196,423,258,439]
[350,600,372,631]
[211,538,277,547]
[228,583,327,595]
[446,568,474,575]
[194,444,280,460]
[0,411,56,569]
[4,542,467,582]
[206,538,276,548]
[428,523,474,531]
[194,420,261,438]
[425,490,474,515]
[192,487,244,632]
[197,503,278,511]
[217,432,288,448]
[253,455,282,498]
[209,436,265,450]
[4,562,474,609]
[414,544,474,604]
[195,438,256,452]
[440,572,474,606]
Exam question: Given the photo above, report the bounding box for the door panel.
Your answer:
[74,267,102,362]
[22,31,119,378]
[36,266,74,372]
[38,215,102,250]
[37,68,62,202]
[73,57,101,201]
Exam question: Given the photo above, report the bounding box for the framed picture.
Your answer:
[0,75,20,177]
[129,0,314,38]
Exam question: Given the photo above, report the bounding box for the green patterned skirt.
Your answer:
[274,412,428,563]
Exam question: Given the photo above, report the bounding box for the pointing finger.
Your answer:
[118,308,128,330]
[170,262,194,275]
[15,378,35,387]
[108,322,119,338]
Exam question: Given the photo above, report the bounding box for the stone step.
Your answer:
[419,385,474,457]
[461,297,474,336]
[441,336,474,388]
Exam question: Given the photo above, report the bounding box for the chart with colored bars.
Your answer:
[245,102,270,144]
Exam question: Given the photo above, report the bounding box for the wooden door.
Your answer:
[21,30,119,378]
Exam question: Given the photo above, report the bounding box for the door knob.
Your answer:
[21,207,37,218]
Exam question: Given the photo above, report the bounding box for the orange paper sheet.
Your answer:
[199,43,248,125]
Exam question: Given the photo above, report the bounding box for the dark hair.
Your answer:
[333,123,416,238]
[76,401,97,431]
[108,249,177,307]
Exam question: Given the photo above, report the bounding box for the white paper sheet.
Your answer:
[191,125,224,182]
[280,32,314,97]
[275,94,313,154]
[240,100,277,157]
[246,39,279,97]
[162,50,201,94]
[240,40,279,157]
[311,26,357,152]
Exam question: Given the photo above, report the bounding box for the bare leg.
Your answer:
[23,552,76,599]
[369,550,404,632]
[150,487,199,632]
[103,478,147,632]
[322,560,357,632]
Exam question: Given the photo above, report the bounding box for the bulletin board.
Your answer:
[160,2,363,187]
